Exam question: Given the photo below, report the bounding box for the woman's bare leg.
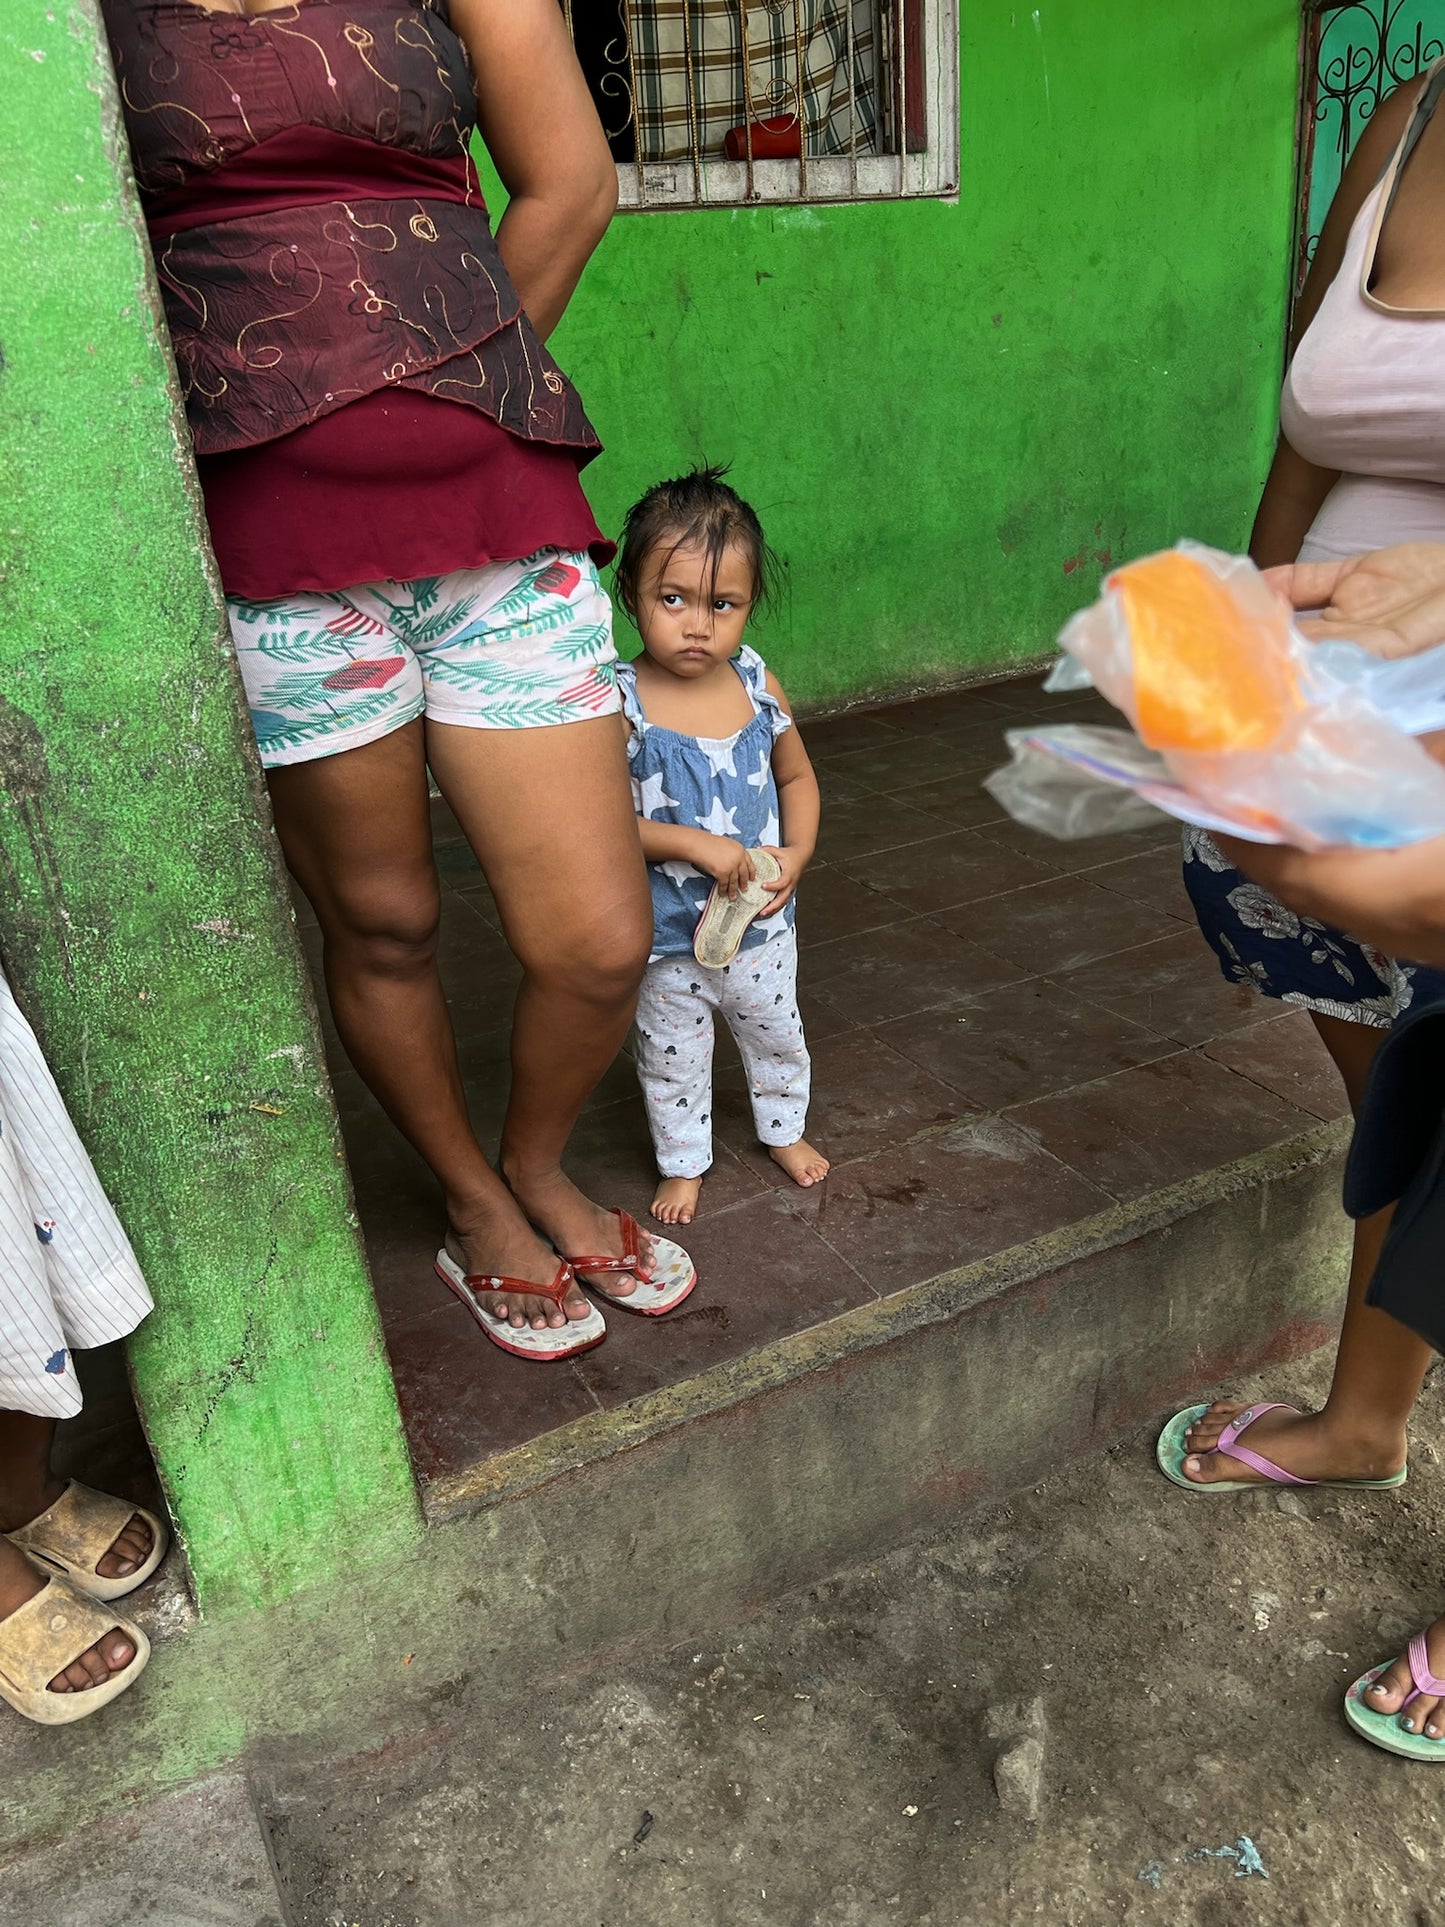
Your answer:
[425,714,653,1307]
[1182,1010,1431,1484]
[267,723,588,1331]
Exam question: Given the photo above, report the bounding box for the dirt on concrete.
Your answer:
[249,1348,1445,1927]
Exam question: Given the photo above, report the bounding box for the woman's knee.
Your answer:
[520,906,651,1007]
[318,872,442,973]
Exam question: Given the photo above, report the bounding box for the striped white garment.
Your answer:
[0,970,152,1419]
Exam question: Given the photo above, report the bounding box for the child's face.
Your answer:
[635,538,756,676]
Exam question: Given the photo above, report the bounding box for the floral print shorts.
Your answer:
[1182,827,1445,1027]
[227,549,620,768]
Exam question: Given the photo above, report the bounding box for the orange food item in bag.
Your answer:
[1113,550,1304,754]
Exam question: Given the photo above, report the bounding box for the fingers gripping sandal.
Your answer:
[433,1249,606,1361]
[1155,1403,1407,1493]
[564,1208,697,1317]
[7,1482,169,1603]
[1347,1634,1445,1760]
[0,1572,149,1726]
[693,848,783,970]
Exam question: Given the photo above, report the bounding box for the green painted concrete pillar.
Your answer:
[0,0,420,1611]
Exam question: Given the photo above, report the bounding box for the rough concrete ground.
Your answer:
[0,1774,284,1927]
[250,1345,1445,1927]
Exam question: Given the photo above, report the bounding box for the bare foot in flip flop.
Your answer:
[500,1168,644,1304]
[446,1216,597,1332]
[1179,1399,1407,1488]
[652,1176,702,1226]
[1361,1613,1445,1740]
[0,1538,136,1695]
[769,1139,830,1188]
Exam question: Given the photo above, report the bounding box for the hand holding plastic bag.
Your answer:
[986,542,1445,850]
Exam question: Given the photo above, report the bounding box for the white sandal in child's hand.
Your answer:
[693,847,783,969]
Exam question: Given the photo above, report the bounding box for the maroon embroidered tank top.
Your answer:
[101,0,601,463]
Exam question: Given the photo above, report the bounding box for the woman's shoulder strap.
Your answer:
[1395,56,1445,170]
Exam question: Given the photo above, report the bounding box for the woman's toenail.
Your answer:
[1401,1718,1415,1730]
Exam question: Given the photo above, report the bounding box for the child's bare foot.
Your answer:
[769,1139,830,1188]
[653,1177,702,1226]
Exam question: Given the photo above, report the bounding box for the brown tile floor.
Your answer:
[304,675,1349,1492]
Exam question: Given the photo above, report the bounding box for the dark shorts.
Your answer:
[1182,827,1445,1028]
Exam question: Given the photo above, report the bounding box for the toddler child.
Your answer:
[615,468,829,1226]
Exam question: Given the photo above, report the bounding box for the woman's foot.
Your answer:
[500,1166,650,1302]
[0,1539,135,1695]
[446,1211,594,1332]
[0,1478,153,1584]
[652,1176,702,1226]
[1180,1400,1407,1488]
[769,1139,830,1188]
[1365,1614,1445,1737]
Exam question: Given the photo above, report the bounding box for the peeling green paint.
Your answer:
[0,0,419,1614]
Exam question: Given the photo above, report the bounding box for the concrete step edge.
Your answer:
[422,1116,1351,1525]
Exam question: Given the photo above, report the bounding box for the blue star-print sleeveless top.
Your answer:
[619,644,796,962]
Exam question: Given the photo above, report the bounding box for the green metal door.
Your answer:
[1296,1,1445,291]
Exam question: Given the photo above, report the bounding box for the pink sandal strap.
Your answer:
[1211,1404,1316,1486]
[1402,1631,1445,1710]
[564,1209,652,1280]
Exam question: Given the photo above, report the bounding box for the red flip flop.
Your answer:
[563,1209,697,1317]
[434,1248,606,1360]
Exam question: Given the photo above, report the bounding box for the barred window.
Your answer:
[565,1,958,208]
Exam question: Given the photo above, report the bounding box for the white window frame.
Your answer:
[590,0,959,211]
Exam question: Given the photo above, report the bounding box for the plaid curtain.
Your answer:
[626,1,879,164]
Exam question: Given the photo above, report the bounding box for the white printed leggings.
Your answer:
[633,926,812,1179]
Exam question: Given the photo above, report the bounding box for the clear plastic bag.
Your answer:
[989,542,1445,850]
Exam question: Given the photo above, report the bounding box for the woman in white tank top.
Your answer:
[1172,64,1445,1498]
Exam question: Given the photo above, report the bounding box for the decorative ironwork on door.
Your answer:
[1295,1,1445,291]
[562,0,958,210]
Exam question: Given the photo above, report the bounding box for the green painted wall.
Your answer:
[0,0,1303,1614]
[547,0,1304,706]
[0,0,419,1613]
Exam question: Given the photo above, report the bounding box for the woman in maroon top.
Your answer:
[101,0,696,1358]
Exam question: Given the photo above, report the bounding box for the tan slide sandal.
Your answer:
[7,1482,169,1602]
[0,1571,150,1725]
[693,847,783,969]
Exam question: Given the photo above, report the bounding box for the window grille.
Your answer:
[1295,0,1445,290]
[564,0,958,209]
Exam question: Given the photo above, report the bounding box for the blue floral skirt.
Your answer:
[1182,827,1445,1027]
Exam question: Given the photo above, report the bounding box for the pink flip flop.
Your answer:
[1347,1631,1445,1760]
[1156,1402,1407,1493]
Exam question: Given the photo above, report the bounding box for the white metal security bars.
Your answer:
[563,0,959,208]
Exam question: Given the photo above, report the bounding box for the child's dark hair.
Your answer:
[614,465,781,623]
